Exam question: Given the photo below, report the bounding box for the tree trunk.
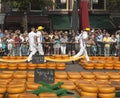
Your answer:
[22,13,28,31]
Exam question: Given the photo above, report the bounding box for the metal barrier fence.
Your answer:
[41,42,118,57]
[0,42,118,56]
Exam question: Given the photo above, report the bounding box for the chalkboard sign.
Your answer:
[34,68,55,83]
[32,55,44,64]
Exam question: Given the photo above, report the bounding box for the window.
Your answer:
[88,0,92,9]
[55,0,67,9]
[30,0,42,12]
[88,0,106,10]
[93,0,105,9]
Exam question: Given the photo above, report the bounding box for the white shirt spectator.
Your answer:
[75,34,79,43]
[7,38,13,50]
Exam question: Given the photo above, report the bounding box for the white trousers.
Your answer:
[60,46,66,54]
[27,45,37,62]
[73,44,90,61]
[38,44,44,55]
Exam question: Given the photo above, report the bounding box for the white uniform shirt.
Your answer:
[28,31,37,45]
[28,31,37,51]
[36,31,42,44]
[78,31,88,47]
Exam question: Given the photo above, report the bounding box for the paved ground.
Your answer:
[64,61,120,72]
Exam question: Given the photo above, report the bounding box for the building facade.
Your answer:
[0,0,119,32]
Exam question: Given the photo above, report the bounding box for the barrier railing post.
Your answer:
[118,34,120,61]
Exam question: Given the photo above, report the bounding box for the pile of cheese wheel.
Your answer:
[0,71,39,98]
[0,71,26,98]
[50,55,69,59]
[2,56,27,60]
[55,71,120,82]
[2,55,69,60]
[0,71,77,98]
[0,62,66,70]
[80,56,120,70]
[1,71,120,98]
[75,80,115,98]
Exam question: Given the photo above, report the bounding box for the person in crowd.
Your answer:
[48,32,54,54]
[86,37,91,56]
[60,33,68,54]
[13,32,22,56]
[49,32,54,39]
[110,34,117,56]
[0,37,3,56]
[103,33,111,56]
[73,28,90,61]
[6,35,14,56]
[0,29,3,38]
[96,29,104,56]
[0,29,3,55]
[26,27,38,62]
[89,38,97,56]
[43,34,51,55]
[53,31,60,54]
[0,37,2,50]
[75,31,80,53]
[2,37,8,55]
[20,33,29,56]
[67,31,75,56]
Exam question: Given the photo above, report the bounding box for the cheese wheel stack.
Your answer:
[18,63,27,70]
[28,63,37,70]
[7,81,26,98]
[80,84,98,98]
[19,93,38,98]
[94,63,104,70]
[38,92,58,98]
[55,72,67,79]
[26,81,40,91]
[80,72,95,81]
[8,63,18,70]
[60,80,76,90]
[47,62,56,69]
[114,62,120,70]
[93,72,109,81]
[27,71,34,82]
[67,72,82,82]
[56,62,66,70]
[0,63,8,69]
[37,63,47,69]
[98,85,115,98]
[83,62,95,70]
[13,71,27,79]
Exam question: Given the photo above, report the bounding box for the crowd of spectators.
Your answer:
[0,28,120,57]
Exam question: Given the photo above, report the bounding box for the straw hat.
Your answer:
[85,27,90,31]
[37,26,44,30]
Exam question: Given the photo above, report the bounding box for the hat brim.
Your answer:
[37,27,44,30]
[85,28,90,31]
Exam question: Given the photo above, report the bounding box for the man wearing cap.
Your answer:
[26,27,37,62]
[73,28,90,61]
[36,26,44,55]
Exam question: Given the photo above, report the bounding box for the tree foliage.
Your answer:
[107,0,120,10]
[2,0,54,12]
